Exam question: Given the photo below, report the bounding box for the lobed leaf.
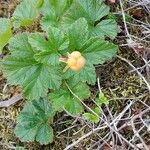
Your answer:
[14,98,54,145]
[62,18,117,85]
[3,33,62,100]
[83,113,100,123]
[64,0,109,23]
[96,92,109,105]
[63,0,117,39]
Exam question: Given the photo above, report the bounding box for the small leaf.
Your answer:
[34,52,60,66]
[62,20,117,85]
[93,107,101,116]
[37,0,44,8]
[12,0,39,28]
[47,27,69,53]
[83,113,100,123]
[96,92,109,105]
[14,124,39,142]
[64,80,90,115]
[50,0,73,18]
[68,79,90,99]
[8,32,34,58]
[15,98,54,144]
[64,0,109,24]
[62,0,117,38]
[0,18,12,53]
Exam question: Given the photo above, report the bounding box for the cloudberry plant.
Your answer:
[0,0,118,145]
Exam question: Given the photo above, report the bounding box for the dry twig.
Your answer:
[0,94,23,108]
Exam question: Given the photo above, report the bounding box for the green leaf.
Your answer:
[61,18,117,86]
[40,0,73,30]
[83,113,99,123]
[96,92,109,105]
[81,37,118,65]
[0,18,12,53]
[92,19,118,39]
[28,33,51,52]
[14,124,39,142]
[28,32,59,65]
[14,98,54,145]
[36,124,54,145]
[65,0,109,23]
[8,33,34,58]
[74,63,96,85]
[50,81,90,115]
[37,0,44,8]
[34,52,60,66]
[65,96,83,115]
[51,87,84,115]
[64,62,96,85]
[28,28,68,65]
[67,79,90,99]
[50,0,73,18]
[63,0,117,39]
[47,27,69,53]
[3,33,62,100]
[68,18,89,50]
[50,89,68,111]
[12,0,39,28]
[93,107,101,116]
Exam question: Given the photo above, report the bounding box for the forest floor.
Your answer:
[0,0,150,150]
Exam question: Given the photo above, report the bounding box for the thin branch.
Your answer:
[64,125,108,150]
[119,0,132,40]
[0,94,23,108]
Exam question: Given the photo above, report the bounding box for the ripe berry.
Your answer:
[70,51,81,59]
[60,51,86,72]
[67,57,77,67]
[76,56,85,69]
[67,51,85,71]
